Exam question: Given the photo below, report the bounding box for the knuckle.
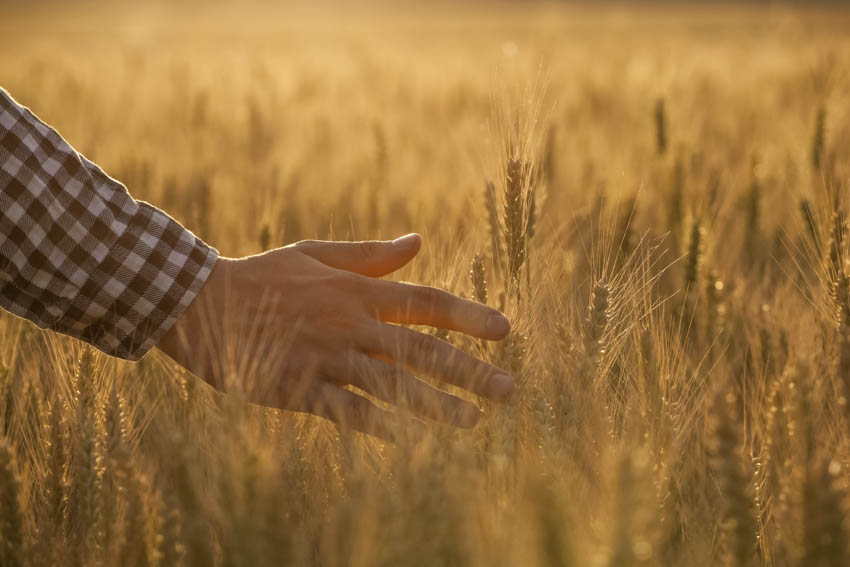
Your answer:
[383,364,405,395]
[358,240,381,259]
[328,270,363,293]
[409,331,436,354]
[371,366,400,399]
[414,285,441,309]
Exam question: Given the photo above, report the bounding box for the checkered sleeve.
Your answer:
[0,88,218,361]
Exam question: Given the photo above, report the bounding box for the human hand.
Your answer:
[156,234,513,440]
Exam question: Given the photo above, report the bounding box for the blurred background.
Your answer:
[3,1,848,256]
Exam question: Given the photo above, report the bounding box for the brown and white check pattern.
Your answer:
[0,88,218,360]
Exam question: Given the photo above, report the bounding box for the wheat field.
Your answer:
[2,2,850,566]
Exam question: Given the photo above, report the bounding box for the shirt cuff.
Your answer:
[52,201,218,361]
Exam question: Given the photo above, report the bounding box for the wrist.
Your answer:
[157,255,231,362]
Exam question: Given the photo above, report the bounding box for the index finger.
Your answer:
[366,280,511,340]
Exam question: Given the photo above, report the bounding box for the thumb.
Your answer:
[295,233,422,277]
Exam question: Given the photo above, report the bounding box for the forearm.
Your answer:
[0,88,217,360]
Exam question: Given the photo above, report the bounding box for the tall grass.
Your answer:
[1,2,850,566]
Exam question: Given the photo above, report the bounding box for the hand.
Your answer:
[156,234,513,440]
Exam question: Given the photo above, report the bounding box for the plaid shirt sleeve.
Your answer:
[0,88,218,361]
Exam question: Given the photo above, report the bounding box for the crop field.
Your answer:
[1,2,850,566]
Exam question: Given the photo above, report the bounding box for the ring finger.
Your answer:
[338,353,480,428]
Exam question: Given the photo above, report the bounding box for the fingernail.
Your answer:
[392,233,419,250]
[486,313,511,337]
[457,403,481,428]
[490,373,515,400]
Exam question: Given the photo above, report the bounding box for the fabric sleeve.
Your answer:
[0,87,218,361]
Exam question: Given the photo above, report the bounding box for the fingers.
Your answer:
[302,382,402,441]
[293,234,512,342]
[344,354,480,428]
[295,233,421,277]
[366,280,511,340]
[362,324,515,401]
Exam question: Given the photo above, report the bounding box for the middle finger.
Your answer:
[365,279,511,340]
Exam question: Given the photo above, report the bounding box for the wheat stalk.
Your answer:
[0,438,24,567]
